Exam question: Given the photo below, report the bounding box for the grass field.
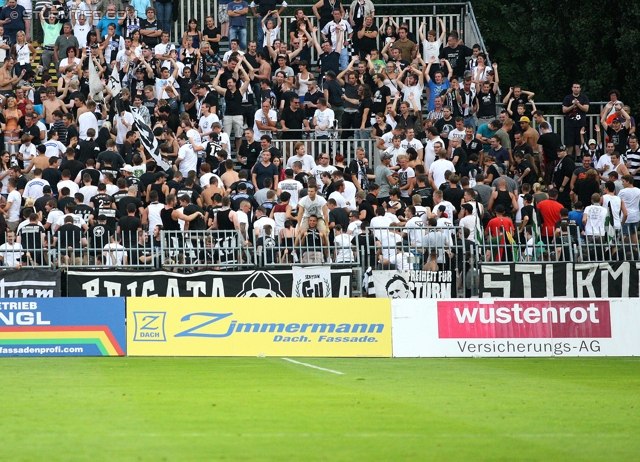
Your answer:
[1,357,639,461]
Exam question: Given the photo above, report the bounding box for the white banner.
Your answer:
[372,270,453,298]
[392,299,640,357]
[292,266,333,298]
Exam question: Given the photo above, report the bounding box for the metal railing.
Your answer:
[271,137,378,169]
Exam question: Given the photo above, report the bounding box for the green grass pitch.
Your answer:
[1,357,639,461]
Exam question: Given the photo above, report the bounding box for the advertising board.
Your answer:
[392,299,640,357]
[127,298,391,357]
[0,298,125,356]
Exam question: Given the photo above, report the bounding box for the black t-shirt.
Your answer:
[89,223,116,248]
[23,124,42,145]
[319,51,340,75]
[354,97,373,128]
[395,114,417,132]
[323,78,343,107]
[91,193,117,226]
[476,89,497,118]
[97,150,125,169]
[56,224,83,248]
[443,186,464,213]
[280,106,305,136]
[451,147,468,173]
[303,90,322,118]
[329,207,350,230]
[562,93,590,127]
[224,89,243,116]
[371,85,391,116]
[538,132,562,162]
[439,45,473,78]
[116,196,143,217]
[184,203,206,230]
[513,142,534,159]
[606,126,630,153]
[43,168,63,195]
[515,160,536,186]
[239,140,261,169]
[203,26,220,54]
[358,199,375,221]
[17,223,45,249]
[140,19,161,47]
[78,167,102,186]
[553,156,576,189]
[118,215,142,243]
[176,187,201,205]
[356,24,377,54]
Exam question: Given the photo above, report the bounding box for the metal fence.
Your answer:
[271,136,378,169]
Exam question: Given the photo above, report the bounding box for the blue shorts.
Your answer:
[622,222,638,236]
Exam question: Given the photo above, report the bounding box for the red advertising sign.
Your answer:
[437,300,612,339]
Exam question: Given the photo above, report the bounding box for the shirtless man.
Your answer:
[0,57,24,98]
[221,159,240,189]
[200,175,226,207]
[31,145,51,170]
[43,87,68,123]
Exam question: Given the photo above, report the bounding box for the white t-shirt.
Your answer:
[448,128,466,142]
[329,191,347,208]
[0,243,22,267]
[379,131,394,150]
[311,165,337,192]
[334,233,354,263]
[286,154,316,172]
[59,57,81,71]
[6,189,21,222]
[398,166,416,198]
[401,138,424,153]
[78,111,99,140]
[401,83,424,111]
[424,136,444,169]
[78,185,98,204]
[278,178,303,208]
[177,143,198,177]
[253,108,278,139]
[22,178,50,200]
[313,108,335,137]
[54,213,87,231]
[404,216,425,246]
[19,143,36,170]
[299,194,327,219]
[392,250,412,271]
[223,49,244,63]
[321,20,352,50]
[429,159,456,187]
[602,194,623,229]
[618,187,640,223]
[253,216,276,239]
[342,180,357,211]
[43,140,65,158]
[73,23,93,47]
[114,112,134,144]
[103,242,125,266]
[584,204,607,236]
[596,154,614,179]
[198,113,220,142]
[422,38,442,64]
[261,24,280,48]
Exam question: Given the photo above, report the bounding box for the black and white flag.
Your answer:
[132,113,172,171]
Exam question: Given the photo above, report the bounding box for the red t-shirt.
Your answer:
[537,199,564,236]
[486,217,515,238]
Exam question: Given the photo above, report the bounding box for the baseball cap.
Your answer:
[461,203,473,213]
[380,152,393,161]
[121,165,135,173]
[155,171,168,179]
[588,138,596,145]
[613,117,623,123]
[557,144,567,152]
[97,214,108,221]
[519,116,531,123]
[43,185,52,193]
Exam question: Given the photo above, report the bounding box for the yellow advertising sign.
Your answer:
[126,298,392,357]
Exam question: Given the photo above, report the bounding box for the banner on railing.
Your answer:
[127,298,391,357]
[0,269,61,298]
[67,269,352,298]
[480,262,640,298]
[392,299,640,357]
[371,270,455,298]
[292,266,333,298]
[0,297,125,356]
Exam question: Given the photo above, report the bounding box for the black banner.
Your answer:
[0,269,61,297]
[67,269,352,298]
[480,262,639,298]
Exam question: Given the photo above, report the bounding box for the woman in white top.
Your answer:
[58,46,82,75]
[12,31,35,77]
[261,11,282,50]
[0,152,13,196]
[472,53,490,86]
[419,18,445,65]
[295,60,311,102]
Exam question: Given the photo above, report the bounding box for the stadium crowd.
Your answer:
[0,0,635,270]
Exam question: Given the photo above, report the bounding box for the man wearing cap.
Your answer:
[553,145,575,209]
[375,152,399,207]
[518,116,539,149]
[601,107,631,155]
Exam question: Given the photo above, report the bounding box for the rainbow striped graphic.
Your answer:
[0,326,125,356]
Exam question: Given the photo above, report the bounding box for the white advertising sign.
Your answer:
[392,299,640,357]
